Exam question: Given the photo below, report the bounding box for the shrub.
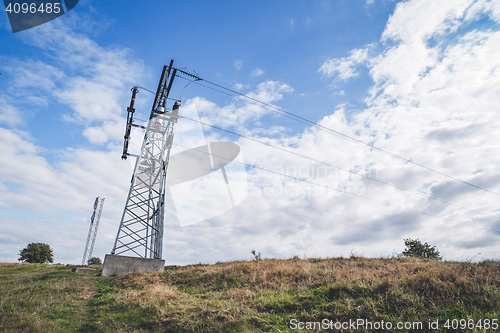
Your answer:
[87,257,102,265]
[18,242,54,263]
[401,238,442,260]
[251,250,261,261]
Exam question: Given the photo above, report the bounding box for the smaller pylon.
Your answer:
[82,196,105,265]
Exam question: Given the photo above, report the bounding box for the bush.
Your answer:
[251,250,261,261]
[87,257,102,265]
[18,242,54,263]
[401,238,442,260]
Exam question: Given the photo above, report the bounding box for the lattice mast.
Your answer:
[82,196,105,265]
[111,60,179,259]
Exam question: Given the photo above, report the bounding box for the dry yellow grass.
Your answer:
[104,257,500,332]
[1,258,499,332]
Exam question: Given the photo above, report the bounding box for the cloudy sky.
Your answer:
[1,0,500,264]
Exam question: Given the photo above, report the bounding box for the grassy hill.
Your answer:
[1,257,499,332]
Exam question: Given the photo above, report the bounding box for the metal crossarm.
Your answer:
[111,61,179,259]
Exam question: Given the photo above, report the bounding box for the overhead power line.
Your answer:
[175,76,318,130]
[175,73,499,198]
[180,115,499,220]
[172,142,500,236]
[134,68,499,235]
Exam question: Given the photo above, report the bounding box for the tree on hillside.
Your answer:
[401,238,442,260]
[18,242,54,263]
[87,257,102,265]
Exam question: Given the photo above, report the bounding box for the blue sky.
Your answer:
[1,0,397,147]
[1,0,500,264]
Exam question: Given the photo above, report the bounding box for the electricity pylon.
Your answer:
[111,61,179,259]
[82,196,105,265]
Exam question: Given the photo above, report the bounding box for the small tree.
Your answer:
[401,238,441,260]
[87,257,102,265]
[18,243,54,263]
[251,250,261,261]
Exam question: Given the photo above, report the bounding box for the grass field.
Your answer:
[1,257,499,332]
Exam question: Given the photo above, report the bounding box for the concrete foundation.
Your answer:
[72,267,96,275]
[101,254,165,277]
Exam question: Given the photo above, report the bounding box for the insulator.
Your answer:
[179,69,200,80]
[158,99,167,112]
[172,101,180,118]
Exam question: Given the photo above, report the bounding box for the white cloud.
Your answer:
[465,0,500,22]
[250,68,265,78]
[247,81,293,104]
[82,120,124,145]
[2,0,500,265]
[0,126,136,262]
[162,0,500,263]
[0,58,65,123]
[381,0,473,43]
[319,47,371,81]
[1,20,147,146]
[233,83,249,91]
[312,0,500,258]
[234,60,243,71]
[5,59,63,93]
[0,19,149,263]
[194,80,293,132]
[0,97,23,127]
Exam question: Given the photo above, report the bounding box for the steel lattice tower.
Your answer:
[82,196,105,265]
[111,61,179,259]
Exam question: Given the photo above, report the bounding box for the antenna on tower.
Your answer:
[82,196,105,265]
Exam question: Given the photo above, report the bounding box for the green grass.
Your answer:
[1,258,499,332]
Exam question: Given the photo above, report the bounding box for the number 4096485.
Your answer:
[443,319,498,330]
[5,2,61,14]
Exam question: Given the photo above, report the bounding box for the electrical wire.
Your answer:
[180,80,196,102]
[172,141,500,235]
[180,115,499,220]
[176,74,500,198]
[134,86,156,95]
[175,76,311,126]
[172,74,500,221]
[129,77,500,234]
[135,86,180,101]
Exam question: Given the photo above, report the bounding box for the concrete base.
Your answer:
[101,254,165,277]
[72,267,96,275]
